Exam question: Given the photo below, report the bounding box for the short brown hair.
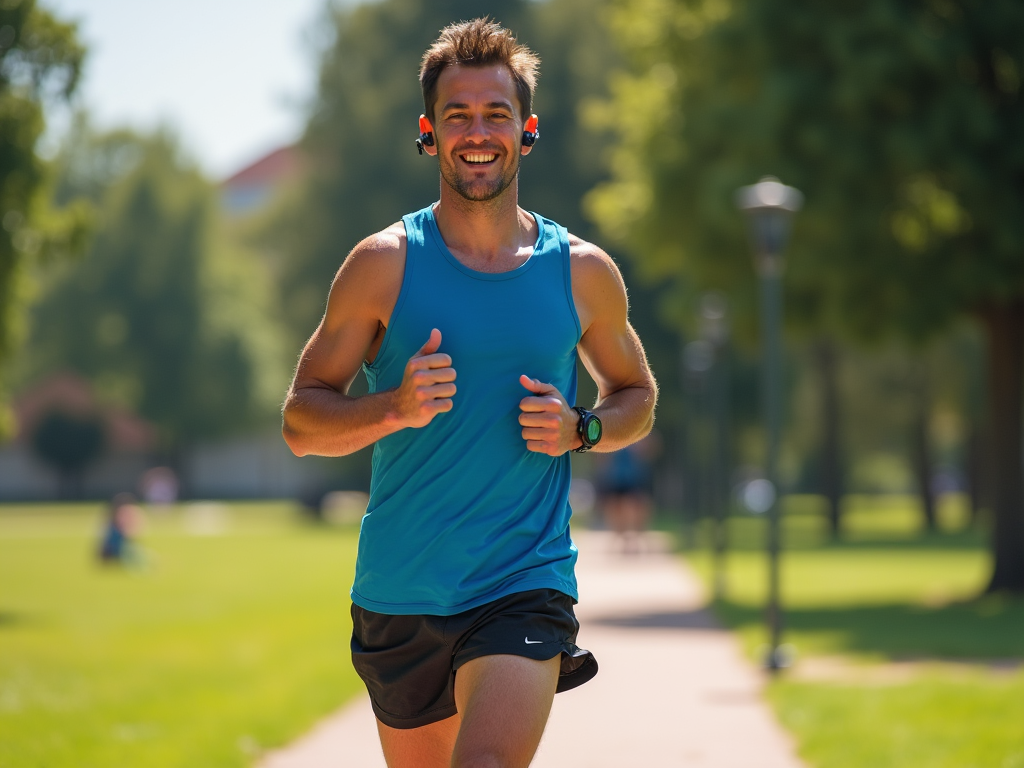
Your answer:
[420,18,540,122]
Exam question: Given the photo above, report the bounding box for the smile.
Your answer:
[460,153,498,165]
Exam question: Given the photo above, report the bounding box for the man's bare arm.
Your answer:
[282,227,457,457]
[517,238,657,455]
[572,240,657,451]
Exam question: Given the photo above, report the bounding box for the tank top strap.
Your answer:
[533,212,582,344]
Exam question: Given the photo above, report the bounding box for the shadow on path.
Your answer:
[589,608,721,631]
[715,598,1024,659]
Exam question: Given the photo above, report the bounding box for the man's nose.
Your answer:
[464,114,490,143]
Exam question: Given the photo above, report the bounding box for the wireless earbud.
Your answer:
[414,113,539,154]
[522,114,539,147]
[415,115,435,155]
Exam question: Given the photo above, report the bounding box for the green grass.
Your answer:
[0,502,364,768]
[685,494,1024,768]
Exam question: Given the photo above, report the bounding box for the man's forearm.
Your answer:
[282,386,404,457]
[590,381,657,453]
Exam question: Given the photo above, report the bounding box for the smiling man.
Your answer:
[282,18,657,768]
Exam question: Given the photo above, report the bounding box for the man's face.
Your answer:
[430,64,531,202]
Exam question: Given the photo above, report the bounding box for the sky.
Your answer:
[42,0,349,179]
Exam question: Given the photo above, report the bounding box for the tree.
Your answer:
[24,126,286,462]
[30,408,105,498]
[589,0,1024,590]
[0,0,87,368]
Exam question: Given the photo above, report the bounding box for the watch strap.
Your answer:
[573,406,596,453]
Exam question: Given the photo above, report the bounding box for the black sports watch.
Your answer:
[572,407,602,453]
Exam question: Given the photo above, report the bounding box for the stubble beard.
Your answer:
[439,151,520,203]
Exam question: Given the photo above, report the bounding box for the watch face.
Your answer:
[586,417,602,443]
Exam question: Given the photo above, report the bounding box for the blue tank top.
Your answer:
[351,204,582,615]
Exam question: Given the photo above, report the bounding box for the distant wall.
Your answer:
[0,446,150,501]
[0,430,367,502]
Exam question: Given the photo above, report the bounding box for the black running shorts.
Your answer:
[350,588,598,729]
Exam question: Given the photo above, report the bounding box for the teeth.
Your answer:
[463,153,497,163]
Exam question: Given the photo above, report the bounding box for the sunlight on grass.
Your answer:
[683,494,1024,768]
[0,502,363,768]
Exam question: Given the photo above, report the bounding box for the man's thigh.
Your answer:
[451,654,561,768]
[376,712,461,768]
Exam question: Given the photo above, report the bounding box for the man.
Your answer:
[283,18,657,768]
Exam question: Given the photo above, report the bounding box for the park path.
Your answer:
[259,530,806,768]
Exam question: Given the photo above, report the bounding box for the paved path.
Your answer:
[259,531,806,768]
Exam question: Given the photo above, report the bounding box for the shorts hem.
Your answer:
[453,642,599,694]
[370,699,459,730]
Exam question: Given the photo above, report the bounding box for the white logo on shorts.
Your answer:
[524,637,543,644]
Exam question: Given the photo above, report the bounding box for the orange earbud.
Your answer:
[522,114,539,147]
[416,115,435,155]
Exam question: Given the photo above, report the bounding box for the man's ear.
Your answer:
[520,114,538,156]
[416,114,438,157]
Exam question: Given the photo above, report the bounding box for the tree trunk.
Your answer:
[813,339,843,538]
[910,377,936,532]
[980,301,1024,593]
[966,420,990,524]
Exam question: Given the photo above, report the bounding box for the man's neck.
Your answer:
[433,179,537,269]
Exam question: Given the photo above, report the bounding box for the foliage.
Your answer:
[29,408,105,475]
[23,124,288,451]
[592,0,1024,589]
[0,0,87,367]
[0,502,363,768]
[588,0,1024,342]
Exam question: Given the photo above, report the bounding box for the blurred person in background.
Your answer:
[282,18,657,768]
[597,432,660,554]
[97,492,144,566]
[140,466,179,509]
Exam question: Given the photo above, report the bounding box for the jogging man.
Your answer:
[282,18,657,768]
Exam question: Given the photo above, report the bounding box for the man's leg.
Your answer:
[376,713,461,768]
[450,654,561,768]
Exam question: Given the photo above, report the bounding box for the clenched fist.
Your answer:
[393,329,457,428]
[518,375,582,455]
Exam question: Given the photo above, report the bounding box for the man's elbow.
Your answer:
[281,409,310,457]
[642,373,658,411]
[640,377,658,435]
[282,425,307,457]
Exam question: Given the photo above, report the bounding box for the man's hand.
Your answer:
[392,329,457,428]
[518,375,582,455]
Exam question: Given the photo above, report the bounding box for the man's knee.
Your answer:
[451,749,517,768]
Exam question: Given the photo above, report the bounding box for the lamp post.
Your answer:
[700,293,730,602]
[683,337,714,551]
[736,176,802,672]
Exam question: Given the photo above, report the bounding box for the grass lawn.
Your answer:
[0,502,364,768]
[685,494,1024,768]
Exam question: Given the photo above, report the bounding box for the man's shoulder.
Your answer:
[327,223,407,322]
[347,221,407,264]
[335,222,407,285]
[565,232,625,290]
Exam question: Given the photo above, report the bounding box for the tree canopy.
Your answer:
[589,0,1024,590]
[590,0,1024,340]
[26,126,287,453]
[0,0,86,367]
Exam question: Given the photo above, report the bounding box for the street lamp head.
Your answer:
[735,176,803,275]
[683,339,715,375]
[699,292,729,346]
